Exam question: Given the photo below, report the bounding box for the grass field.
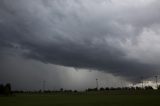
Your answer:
[1,91,160,106]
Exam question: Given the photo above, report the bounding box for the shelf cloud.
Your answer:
[1,0,160,88]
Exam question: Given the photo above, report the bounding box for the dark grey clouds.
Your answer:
[1,0,160,83]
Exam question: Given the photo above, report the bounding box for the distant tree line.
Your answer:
[8,85,160,95]
[13,89,78,94]
[12,86,159,94]
[86,86,155,92]
[0,83,12,96]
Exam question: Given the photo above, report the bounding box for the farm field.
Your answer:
[1,91,160,106]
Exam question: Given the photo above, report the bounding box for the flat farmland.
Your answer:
[1,91,160,106]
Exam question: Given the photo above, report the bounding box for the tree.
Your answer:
[4,83,11,95]
[0,83,12,96]
[0,84,4,95]
[60,88,64,92]
[157,85,160,90]
[145,86,153,90]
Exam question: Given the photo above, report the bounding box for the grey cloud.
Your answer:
[1,0,160,83]
[0,55,128,90]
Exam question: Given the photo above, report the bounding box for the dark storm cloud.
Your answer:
[1,0,160,82]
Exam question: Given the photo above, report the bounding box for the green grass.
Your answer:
[1,91,160,106]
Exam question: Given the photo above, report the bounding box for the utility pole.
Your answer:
[155,76,158,89]
[42,80,46,92]
[121,80,123,88]
[96,78,99,90]
[141,77,144,89]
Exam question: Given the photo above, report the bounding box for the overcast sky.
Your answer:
[0,0,160,90]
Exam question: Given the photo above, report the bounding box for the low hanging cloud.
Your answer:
[1,0,160,82]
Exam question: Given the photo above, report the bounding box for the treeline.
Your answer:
[2,83,160,95]
[13,89,78,94]
[13,90,77,94]
[0,83,12,96]
[12,86,160,94]
[86,86,156,92]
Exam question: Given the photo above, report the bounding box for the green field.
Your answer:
[1,91,160,106]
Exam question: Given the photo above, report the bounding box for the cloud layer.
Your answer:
[1,0,160,83]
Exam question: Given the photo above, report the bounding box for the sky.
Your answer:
[0,0,160,90]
